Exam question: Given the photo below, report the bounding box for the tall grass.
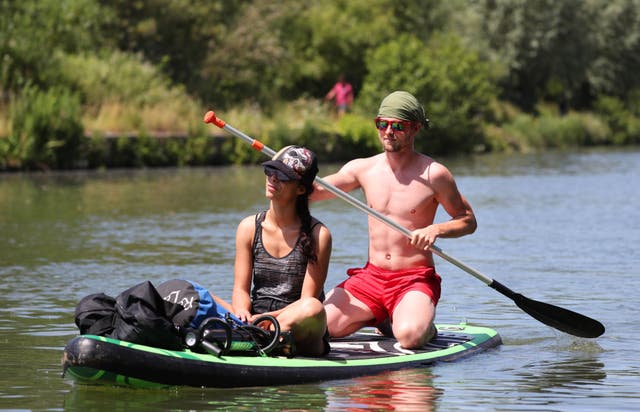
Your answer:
[483,101,611,152]
[60,51,202,134]
[4,84,83,169]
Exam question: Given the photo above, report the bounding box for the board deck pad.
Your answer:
[62,324,501,388]
[329,327,478,360]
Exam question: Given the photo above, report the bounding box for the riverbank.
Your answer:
[1,98,638,172]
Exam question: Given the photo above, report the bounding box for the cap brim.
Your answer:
[262,160,300,180]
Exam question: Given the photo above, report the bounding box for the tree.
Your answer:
[359,33,496,154]
[471,0,640,111]
[0,0,112,95]
[97,0,244,100]
[588,0,640,100]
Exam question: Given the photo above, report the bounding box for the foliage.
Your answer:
[484,106,610,152]
[197,0,459,107]
[8,85,83,169]
[199,2,296,108]
[594,94,640,145]
[469,0,640,111]
[335,114,380,154]
[359,33,497,155]
[203,99,378,164]
[58,51,202,133]
[83,134,223,169]
[588,1,640,100]
[290,0,397,97]
[2,0,640,170]
[95,0,242,99]
[0,0,113,94]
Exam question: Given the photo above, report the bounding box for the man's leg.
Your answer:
[391,291,436,349]
[323,287,375,338]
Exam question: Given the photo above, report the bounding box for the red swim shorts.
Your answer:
[336,262,442,325]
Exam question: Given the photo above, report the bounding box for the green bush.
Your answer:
[594,95,640,145]
[84,133,109,169]
[331,114,380,159]
[358,33,497,155]
[182,135,222,166]
[8,85,83,169]
[489,108,611,152]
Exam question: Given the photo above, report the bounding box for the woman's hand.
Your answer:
[235,309,252,323]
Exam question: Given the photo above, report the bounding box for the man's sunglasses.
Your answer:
[264,166,294,182]
[374,118,412,131]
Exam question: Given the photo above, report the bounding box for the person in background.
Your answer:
[310,91,477,349]
[225,145,333,356]
[325,74,354,117]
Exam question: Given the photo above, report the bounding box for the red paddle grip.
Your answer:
[203,111,225,128]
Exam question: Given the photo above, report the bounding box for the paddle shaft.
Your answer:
[203,110,605,338]
[203,111,494,283]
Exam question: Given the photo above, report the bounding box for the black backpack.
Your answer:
[74,281,183,350]
[74,293,116,336]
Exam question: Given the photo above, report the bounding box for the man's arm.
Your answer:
[310,159,364,202]
[433,194,477,238]
[409,163,477,251]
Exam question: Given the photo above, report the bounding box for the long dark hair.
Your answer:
[296,181,317,263]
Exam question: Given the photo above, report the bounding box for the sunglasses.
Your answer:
[374,118,412,131]
[264,166,294,182]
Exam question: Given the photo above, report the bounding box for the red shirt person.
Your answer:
[325,75,354,116]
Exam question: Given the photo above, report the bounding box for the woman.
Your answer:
[230,145,332,356]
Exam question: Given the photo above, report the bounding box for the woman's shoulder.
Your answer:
[310,216,331,236]
[309,215,323,228]
[237,212,264,233]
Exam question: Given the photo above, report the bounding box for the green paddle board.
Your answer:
[62,323,501,388]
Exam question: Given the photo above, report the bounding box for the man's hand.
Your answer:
[410,225,440,251]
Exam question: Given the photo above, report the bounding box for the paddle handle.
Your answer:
[204,111,276,157]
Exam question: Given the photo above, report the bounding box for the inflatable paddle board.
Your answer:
[62,323,501,388]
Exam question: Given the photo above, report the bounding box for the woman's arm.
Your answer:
[231,216,255,322]
[300,223,332,299]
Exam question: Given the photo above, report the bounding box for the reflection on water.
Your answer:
[1,148,640,411]
[324,369,441,411]
[62,364,439,411]
[515,357,606,392]
[64,384,331,412]
[204,385,330,411]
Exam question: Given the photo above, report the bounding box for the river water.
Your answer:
[1,148,638,411]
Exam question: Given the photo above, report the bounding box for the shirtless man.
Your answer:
[310,91,477,349]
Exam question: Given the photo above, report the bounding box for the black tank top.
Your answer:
[250,211,320,313]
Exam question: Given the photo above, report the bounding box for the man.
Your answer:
[310,90,477,349]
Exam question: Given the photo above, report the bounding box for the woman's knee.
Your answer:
[298,297,325,319]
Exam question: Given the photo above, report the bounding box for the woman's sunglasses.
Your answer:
[264,166,294,182]
[374,118,412,131]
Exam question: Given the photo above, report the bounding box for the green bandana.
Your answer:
[377,91,430,129]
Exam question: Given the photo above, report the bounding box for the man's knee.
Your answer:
[392,321,436,349]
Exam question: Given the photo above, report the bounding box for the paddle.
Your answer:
[203,111,605,338]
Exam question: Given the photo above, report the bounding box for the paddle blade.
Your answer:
[513,294,605,338]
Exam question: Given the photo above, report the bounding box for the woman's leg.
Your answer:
[277,297,327,356]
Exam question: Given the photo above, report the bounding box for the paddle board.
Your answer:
[62,323,501,388]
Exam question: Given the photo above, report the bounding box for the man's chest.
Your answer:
[361,175,436,216]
